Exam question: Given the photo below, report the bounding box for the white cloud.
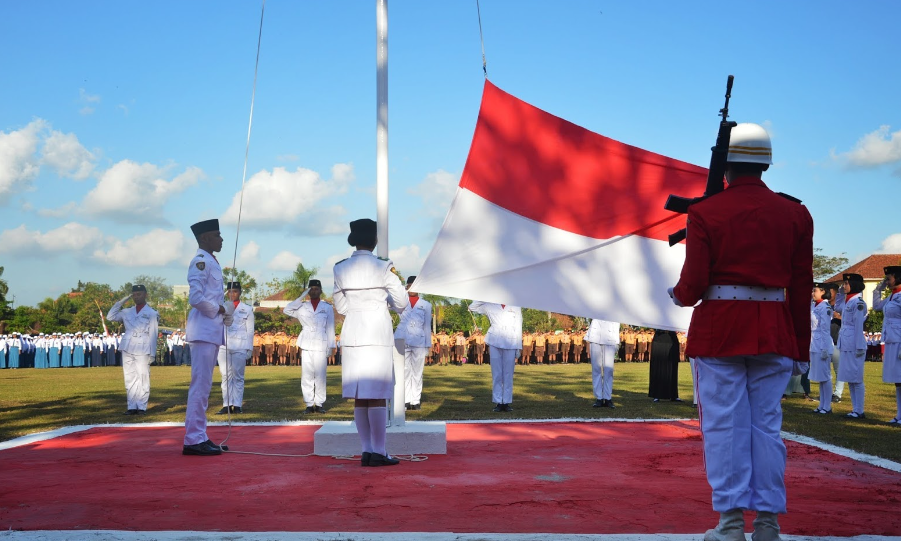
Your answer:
[92,229,189,267]
[79,89,101,103]
[37,201,78,218]
[41,130,96,180]
[876,233,901,254]
[79,106,95,116]
[117,104,129,116]
[267,250,303,271]
[0,119,46,198]
[276,153,299,162]
[833,125,901,169]
[221,163,354,230]
[389,244,425,276]
[83,160,205,223]
[0,222,104,255]
[236,240,261,267]
[409,169,459,218]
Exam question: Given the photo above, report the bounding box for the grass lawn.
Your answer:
[1,361,898,462]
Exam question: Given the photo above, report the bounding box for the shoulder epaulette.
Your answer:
[377,256,389,262]
[335,257,349,265]
[776,192,802,204]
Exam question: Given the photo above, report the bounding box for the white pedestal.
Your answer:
[313,420,447,456]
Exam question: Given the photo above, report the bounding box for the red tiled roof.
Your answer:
[262,289,292,301]
[826,254,901,283]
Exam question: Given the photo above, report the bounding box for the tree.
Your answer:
[813,248,849,281]
[0,266,11,326]
[117,275,172,305]
[282,263,319,300]
[421,293,451,334]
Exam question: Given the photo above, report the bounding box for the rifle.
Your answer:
[664,75,737,246]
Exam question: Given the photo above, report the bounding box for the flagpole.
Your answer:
[376,0,406,427]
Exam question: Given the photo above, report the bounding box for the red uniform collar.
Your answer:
[409,296,419,308]
[311,299,320,311]
[135,303,146,313]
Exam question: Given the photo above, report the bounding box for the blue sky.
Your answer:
[2,1,900,307]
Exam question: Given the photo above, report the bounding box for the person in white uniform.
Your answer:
[284,278,336,414]
[873,265,901,425]
[809,282,836,414]
[333,219,408,467]
[217,281,254,415]
[107,284,159,415]
[182,218,229,456]
[585,319,620,408]
[833,272,869,419]
[394,275,432,410]
[469,301,522,412]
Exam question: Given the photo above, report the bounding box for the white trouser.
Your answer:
[689,357,699,405]
[301,349,328,407]
[122,352,151,411]
[696,354,793,514]
[184,341,219,446]
[489,346,516,404]
[404,346,429,405]
[589,343,615,400]
[217,347,248,407]
[831,348,845,397]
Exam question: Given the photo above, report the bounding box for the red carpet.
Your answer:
[1,421,899,536]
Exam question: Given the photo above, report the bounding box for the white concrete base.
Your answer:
[313,420,447,456]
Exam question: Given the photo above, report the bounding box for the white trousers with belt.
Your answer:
[301,349,328,407]
[184,341,219,446]
[122,352,151,411]
[589,343,615,400]
[696,354,793,513]
[217,347,247,407]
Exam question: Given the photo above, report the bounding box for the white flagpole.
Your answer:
[376,0,406,427]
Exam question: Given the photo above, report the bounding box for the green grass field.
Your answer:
[1,361,898,461]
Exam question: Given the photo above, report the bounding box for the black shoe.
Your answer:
[314,405,327,413]
[182,441,222,456]
[592,399,604,408]
[216,407,229,415]
[503,404,513,412]
[304,406,315,414]
[202,439,222,451]
[411,403,421,410]
[361,452,371,466]
[233,406,242,414]
[405,403,411,410]
[136,409,146,415]
[606,400,616,409]
[124,409,138,415]
[366,452,400,466]
[493,404,503,412]
[832,394,841,403]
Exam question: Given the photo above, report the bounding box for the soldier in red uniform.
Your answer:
[669,123,813,541]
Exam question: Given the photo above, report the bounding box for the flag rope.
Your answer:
[476,0,488,78]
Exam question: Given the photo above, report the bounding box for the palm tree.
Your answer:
[282,263,319,300]
[0,266,9,310]
[421,293,450,334]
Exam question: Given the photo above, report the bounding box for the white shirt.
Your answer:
[333,250,408,347]
[585,319,621,346]
[186,248,225,345]
[223,301,255,352]
[284,296,336,352]
[107,301,159,356]
[469,302,523,350]
[394,297,433,348]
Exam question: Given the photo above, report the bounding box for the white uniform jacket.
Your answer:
[874,288,901,344]
[585,319,620,346]
[394,297,433,348]
[333,250,408,347]
[469,302,523,350]
[283,297,335,352]
[186,248,225,345]
[835,293,868,352]
[107,301,159,356]
[810,300,834,356]
[224,302,255,352]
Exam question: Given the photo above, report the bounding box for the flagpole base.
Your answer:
[314,421,447,456]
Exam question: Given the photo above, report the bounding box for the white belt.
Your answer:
[703,285,785,302]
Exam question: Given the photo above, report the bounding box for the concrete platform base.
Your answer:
[313,421,447,456]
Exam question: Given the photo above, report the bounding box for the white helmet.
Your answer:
[727,123,772,165]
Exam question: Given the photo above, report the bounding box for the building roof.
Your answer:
[263,289,292,302]
[826,254,901,283]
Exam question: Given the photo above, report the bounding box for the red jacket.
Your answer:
[673,176,813,361]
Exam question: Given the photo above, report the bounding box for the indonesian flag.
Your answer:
[413,81,709,331]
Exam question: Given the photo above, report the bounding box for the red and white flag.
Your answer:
[414,81,708,331]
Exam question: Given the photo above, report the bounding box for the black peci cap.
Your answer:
[406,275,417,286]
[347,218,377,247]
[308,279,322,288]
[226,281,241,290]
[843,273,864,283]
[191,219,220,238]
[132,285,146,292]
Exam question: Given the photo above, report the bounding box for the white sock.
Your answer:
[896,387,901,420]
[819,379,832,411]
[354,407,373,453]
[368,406,388,456]
[849,383,864,414]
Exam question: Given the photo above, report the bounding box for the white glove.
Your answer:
[224,302,236,316]
[223,315,234,326]
[876,278,888,292]
[856,349,865,358]
[798,361,810,374]
[667,287,685,307]
[119,294,133,304]
[821,351,828,360]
